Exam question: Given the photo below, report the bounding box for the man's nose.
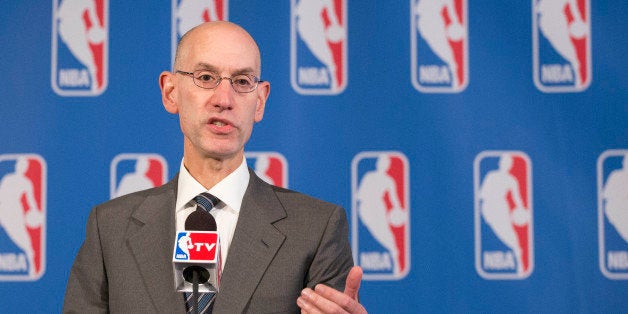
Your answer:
[210,79,234,110]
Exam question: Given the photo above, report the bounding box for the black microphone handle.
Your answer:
[192,269,199,314]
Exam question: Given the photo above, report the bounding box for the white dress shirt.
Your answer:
[175,157,249,271]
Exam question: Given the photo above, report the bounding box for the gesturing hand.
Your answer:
[297,266,367,314]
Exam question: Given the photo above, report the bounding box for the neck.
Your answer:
[183,151,243,190]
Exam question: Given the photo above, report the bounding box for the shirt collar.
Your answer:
[175,157,250,213]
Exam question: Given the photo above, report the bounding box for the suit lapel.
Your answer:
[126,178,185,313]
[214,169,287,313]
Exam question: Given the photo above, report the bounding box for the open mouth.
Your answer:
[207,118,234,133]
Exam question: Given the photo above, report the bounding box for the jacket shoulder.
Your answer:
[91,177,177,219]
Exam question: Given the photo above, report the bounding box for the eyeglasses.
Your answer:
[176,70,262,93]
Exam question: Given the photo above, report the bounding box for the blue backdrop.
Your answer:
[1,0,627,312]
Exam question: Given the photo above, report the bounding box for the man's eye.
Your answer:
[233,77,253,86]
[196,73,216,82]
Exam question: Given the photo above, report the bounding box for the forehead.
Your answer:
[179,25,260,74]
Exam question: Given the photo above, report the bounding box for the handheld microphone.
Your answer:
[173,209,221,294]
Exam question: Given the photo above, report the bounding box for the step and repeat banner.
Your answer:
[1,0,627,312]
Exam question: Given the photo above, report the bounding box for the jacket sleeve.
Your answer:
[305,204,354,291]
[62,206,109,313]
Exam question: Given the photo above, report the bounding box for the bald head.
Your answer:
[173,21,262,75]
[159,21,271,185]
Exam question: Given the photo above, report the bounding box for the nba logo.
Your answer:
[245,152,288,188]
[174,232,219,262]
[533,0,591,92]
[51,0,108,96]
[352,151,410,280]
[172,0,228,64]
[474,151,533,280]
[0,154,46,281]
[598,150,628,279]
[291,0,348,95]
[110,154,168,199]
[411,0,468,93]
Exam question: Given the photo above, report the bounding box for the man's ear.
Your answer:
[254,81,270,122]
[160,71,178,114]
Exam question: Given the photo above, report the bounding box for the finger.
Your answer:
[297,285,345,314]
[297,290,324,314]
[343,266,363,300]
[315,284,364,313]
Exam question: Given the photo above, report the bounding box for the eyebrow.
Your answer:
[194,63,257,76]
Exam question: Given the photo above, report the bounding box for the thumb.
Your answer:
[343,266,363,300]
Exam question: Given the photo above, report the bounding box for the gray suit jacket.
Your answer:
[63,169,353,313]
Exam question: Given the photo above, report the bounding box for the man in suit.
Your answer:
[63,21,367,313]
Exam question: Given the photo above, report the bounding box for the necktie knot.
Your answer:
[194,192,220,213]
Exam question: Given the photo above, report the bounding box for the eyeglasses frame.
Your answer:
[175,70,264,93]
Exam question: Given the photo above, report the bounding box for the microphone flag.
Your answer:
[173,231,221,293]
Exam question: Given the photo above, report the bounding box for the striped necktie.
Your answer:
[184,192,220,314]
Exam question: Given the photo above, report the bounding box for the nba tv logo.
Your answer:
[598,150,628,279]
[174,232,219,262]
[533,0,591,92]
[171,0,228,65]
[0,154,46,281]
[110,154,168,199]
[291,0,347,95]
[474,151,533,280]
[411,0,468,93]
[51,0,108,96]
[245,152,288,188]
[352,151,410,280]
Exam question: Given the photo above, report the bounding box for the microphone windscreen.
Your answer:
[183,265,211,284]
[185,210,217,231]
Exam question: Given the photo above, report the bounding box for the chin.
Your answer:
[204,146,243,161]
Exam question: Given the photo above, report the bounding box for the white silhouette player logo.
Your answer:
[352,152,410,280]
[415,0,465,87]
[291,0,347,94]
[254,156,276,186]
[110,154,168,199]
[533,0,591,92]
[598,150,628,279]
[475,151,533,279]
[54,0,106,94]
[176,0,224,36]
[172,0,227,66]
[603,154,628,243]
[246,152,288,188]
[0,155,46,280]
[356,156,407,275]
[113,157,154,198]
[177,234,193,258]
[479,155,530,275]
[412,0,467,93]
